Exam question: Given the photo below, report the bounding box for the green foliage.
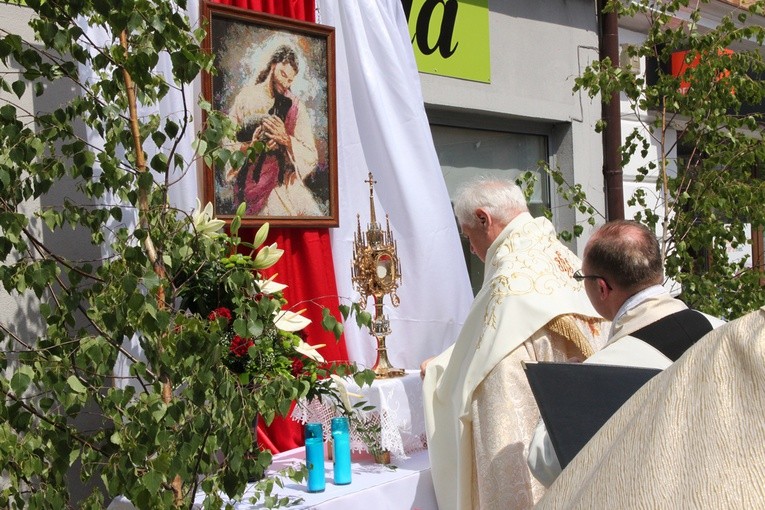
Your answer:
[516,169,602,243]
[246,464,308,508]
[346,402,385,457]
[561,0,765,318]
[0,1,374,508]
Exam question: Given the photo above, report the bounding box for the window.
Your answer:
[432,124,550,295]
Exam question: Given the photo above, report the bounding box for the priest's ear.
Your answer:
[595,277,613,303]
[475,208,490,228]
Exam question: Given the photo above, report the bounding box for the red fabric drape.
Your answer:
[212,0,313,20]
[209,0,341,453]
[258,229,348,364]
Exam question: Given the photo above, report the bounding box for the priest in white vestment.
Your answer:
[535,305,765,509]
[421,177,608,510]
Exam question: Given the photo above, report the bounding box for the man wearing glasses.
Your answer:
[527,219,725,486]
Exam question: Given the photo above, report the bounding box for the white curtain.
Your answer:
[317,0,473,369]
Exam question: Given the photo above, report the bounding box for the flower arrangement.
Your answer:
[180,200,376,427]
[182,203,391,499]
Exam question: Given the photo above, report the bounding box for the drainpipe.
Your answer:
[598,0,625,220]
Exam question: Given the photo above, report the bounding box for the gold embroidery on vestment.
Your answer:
[476,220,587,349]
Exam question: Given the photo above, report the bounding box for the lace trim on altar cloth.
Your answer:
[291,371,427,459]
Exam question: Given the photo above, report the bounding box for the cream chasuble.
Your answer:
[536,306,765,509]
[422,213,607,510]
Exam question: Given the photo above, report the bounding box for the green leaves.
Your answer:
[10,366,33,396]
[66,375,87,394]
[0,0,382,507]
[11,79,25,98]
[528,163,602,242]
[321,308,344,339]
[567,0,765,319]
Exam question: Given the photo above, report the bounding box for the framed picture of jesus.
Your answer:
[202,3,338,227]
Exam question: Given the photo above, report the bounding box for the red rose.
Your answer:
[229,335,254,357]
[291,358,304,377]
[208,307,232,322]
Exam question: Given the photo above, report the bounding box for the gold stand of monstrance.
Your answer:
[352,172,405,378]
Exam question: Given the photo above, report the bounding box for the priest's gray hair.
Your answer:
[453,176,529,229]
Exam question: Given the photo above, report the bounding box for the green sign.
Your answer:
[402,0,490,83]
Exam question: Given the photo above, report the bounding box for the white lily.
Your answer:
[274,308,311,332]
[253,243,284,269]
[191,199,225,237]
[329,374,364,412]
[253,222,269,249]
[257,275,287,295]
[294,340,326,362]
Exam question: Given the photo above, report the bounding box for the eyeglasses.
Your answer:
[572,269,612,290]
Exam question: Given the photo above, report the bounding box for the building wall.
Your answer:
[0,3,102,340]
[0,4,47,345]
[418,0,606,252]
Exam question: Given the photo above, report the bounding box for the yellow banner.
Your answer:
[402,0,490,83]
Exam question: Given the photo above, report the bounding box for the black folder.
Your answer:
[522,361,662,468]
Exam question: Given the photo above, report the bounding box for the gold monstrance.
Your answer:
[351,173,405,378]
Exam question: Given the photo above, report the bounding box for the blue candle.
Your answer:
[304,422,323,441]
[304,423,325,493]
[331,417,352,485]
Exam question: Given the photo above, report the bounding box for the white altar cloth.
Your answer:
[108,447,436,510]
[198,447,435,509]
[291,370,427,459]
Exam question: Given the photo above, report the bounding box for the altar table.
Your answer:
[108,447,436,510]
[191,447,437,509]
[291,370,427,459]
[108,371,432,509]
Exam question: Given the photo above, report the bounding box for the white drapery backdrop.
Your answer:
[317,0,473,368]
[91,0,472,373]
